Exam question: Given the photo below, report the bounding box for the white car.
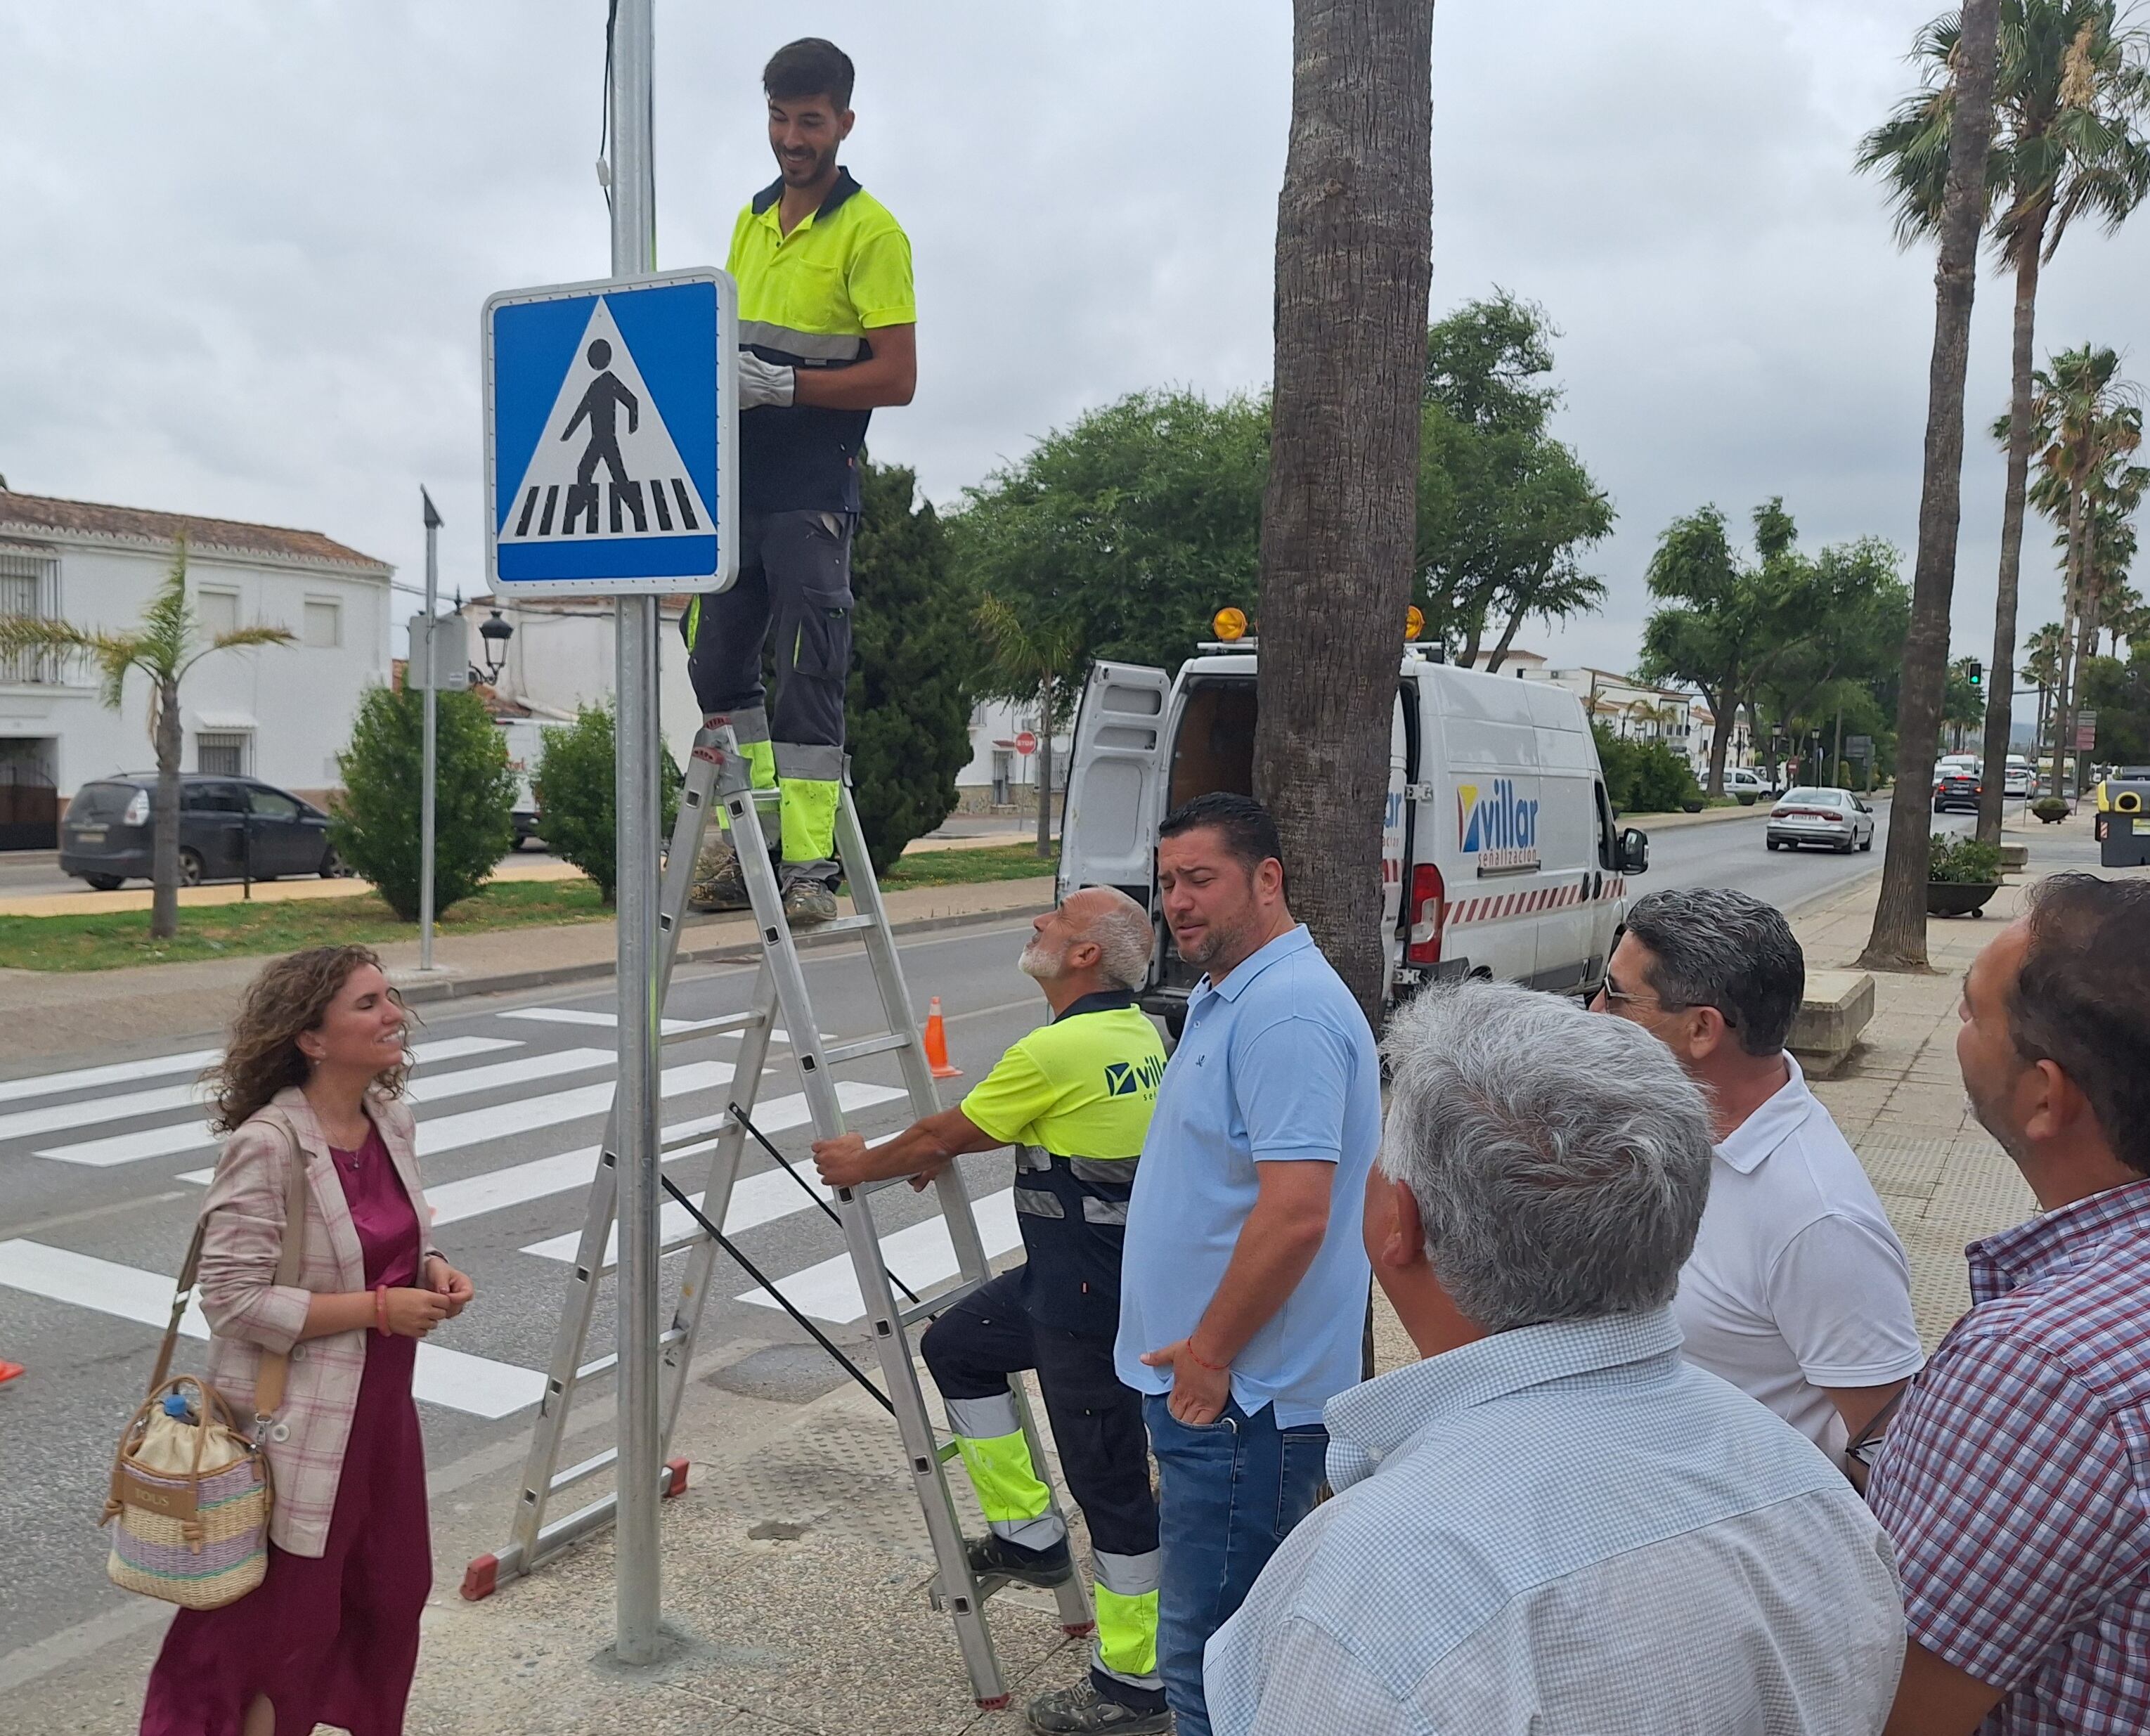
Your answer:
[1724,767,1773,805]
[1766,787,1876,853]
[2004,758,2036,798]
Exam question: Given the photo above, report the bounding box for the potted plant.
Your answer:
[2031,795,2068,824]
[1926,833,2003,917]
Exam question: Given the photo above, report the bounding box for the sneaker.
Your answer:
[965,1532,1073,1588]
[1027,1680,1172,1734]
[780,877,838,928]
[687,839,751,913]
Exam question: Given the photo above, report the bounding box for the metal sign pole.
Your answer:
[419,487,442,972]
[607,0,664,1666]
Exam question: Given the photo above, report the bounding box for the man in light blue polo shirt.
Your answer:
[1113,791,1380,1736]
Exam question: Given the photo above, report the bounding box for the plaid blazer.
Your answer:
[197,1085,436,1557]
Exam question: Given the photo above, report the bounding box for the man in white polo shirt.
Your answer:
[1595,886,1923,1468]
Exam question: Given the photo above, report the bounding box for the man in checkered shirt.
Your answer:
[1203,980,1905,1735]
[1871,873,2150,1735]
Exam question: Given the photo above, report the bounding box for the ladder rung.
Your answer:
[574,1325,687,1382]
[783,914,879,944]
[821,1032,911,1065]
[549,1445,617,1493]
[661,1011,762,1046]
[898,1274,990,1328]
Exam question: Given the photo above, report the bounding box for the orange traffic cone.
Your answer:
[922,997,963,1080]
[0,1360,24,1387]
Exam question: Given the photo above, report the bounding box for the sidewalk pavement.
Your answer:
[12,815,2131,1735]
[0,874,1057,1073]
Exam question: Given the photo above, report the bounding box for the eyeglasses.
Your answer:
[1594,983,1738,1030]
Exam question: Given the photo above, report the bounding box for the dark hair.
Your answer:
[1621,886,1803,1058]
[763,38,854,110]
[2009,874,2150,1177]
[1159,791,1283,884]
[209,945,410,1134]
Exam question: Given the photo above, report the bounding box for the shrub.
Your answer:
[1927,834,2002,885]
[1591,725,1701,814]
[533,701,682,903]
[330,685,516,921]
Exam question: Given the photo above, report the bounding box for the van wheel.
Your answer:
[178,848,205,887]
[83,874,124,892]
[1766,839,1780,851]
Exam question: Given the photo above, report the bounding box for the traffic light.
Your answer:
[1969,661,1984,690]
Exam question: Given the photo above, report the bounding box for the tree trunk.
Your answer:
[1483,595,1530,674]
[1978,235,2044,842]
[1458,611,1485,670]
[1860,0,1997,971]
[2052,484,2086,806]
[151,674,183,941]
[1035,675,1054,858]
[1704,688,1733,798]
[1253,0,1436,1028]
[2067,510,2102,786]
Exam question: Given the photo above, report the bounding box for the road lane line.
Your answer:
[737,1187,1021,1323]
[0,1238,543,1418]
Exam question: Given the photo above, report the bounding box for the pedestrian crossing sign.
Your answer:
[484,268,738,595]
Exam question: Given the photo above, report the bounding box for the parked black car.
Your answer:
[1931,770,1982,814]
[59,774,343,890]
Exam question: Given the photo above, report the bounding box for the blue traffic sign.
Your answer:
[484,268,737,595]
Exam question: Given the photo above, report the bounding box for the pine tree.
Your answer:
[846,458,988,874]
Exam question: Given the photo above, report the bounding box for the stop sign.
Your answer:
[1014,730,1038,756]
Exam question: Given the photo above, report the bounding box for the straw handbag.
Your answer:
[102,1122,306,1609]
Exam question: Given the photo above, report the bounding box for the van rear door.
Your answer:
[1058,662,1172,908]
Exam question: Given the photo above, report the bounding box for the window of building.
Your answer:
[0,551,63,684]
[196,732,251,777]
[197,589,240,637]
[304,599,341,649]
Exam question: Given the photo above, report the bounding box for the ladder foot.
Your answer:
[976,1695,1012,1711]
[1062,1621,1096,1638]
[663,1456,691,1498]
[460,1553,500,1602]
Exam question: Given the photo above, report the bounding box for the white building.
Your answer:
[0,489,392,834]
[954,694,1067,815]
[1522,666,1702,765]
[451,592,704,765]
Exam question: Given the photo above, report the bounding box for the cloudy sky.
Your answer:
[5,1,2146,715]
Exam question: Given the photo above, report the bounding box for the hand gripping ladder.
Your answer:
[463,723,1092,1709]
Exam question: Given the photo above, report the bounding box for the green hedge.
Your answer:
[1593,724,1702,813]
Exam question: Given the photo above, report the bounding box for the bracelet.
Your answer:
[374,1284,389,1337]
[1184,1340,1230,1375]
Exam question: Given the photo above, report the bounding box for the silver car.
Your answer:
[1766,786,1875,853]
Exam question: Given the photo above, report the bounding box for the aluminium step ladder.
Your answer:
[462,723,1092,1709]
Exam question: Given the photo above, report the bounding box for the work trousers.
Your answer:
[1143,1394,1328,1736]
[685,507,853,876]
[921,1269,1163,1709]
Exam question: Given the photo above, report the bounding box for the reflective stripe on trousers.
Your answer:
[944,1393,1065,1551]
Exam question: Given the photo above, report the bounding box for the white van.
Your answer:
[495,716,566,849]
[1056,644,1650,1025]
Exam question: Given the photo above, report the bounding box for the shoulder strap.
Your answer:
[145,1115,310,1418]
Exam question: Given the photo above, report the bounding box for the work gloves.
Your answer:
[737,352,796,410]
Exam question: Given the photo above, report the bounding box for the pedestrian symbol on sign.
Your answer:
[484,267,737,595]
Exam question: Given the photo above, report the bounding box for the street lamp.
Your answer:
[478,607,514,684]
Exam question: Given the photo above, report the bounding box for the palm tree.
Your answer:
[975,592,1080,858]
[2024,618,2066,759]
[0,537,293,938]
[2023,344,2143,797]
[2102,579,2149,652]
[1861,1,2150,842]
[1860,0,2002,972]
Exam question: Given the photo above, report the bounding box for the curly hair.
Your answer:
[208,945,411,1133]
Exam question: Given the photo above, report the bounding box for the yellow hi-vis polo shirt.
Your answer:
[727,167,914,515]
[960,991,1167,1335]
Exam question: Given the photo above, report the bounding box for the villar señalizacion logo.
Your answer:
[1104,1056,1167,1098]
[1458,778,1541,875]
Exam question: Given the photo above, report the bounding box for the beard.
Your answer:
[777,138,838,186]
[1964,1084,2031,1167]
[1018,935,1065,982]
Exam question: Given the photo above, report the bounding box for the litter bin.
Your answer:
[2098,779,2150,868]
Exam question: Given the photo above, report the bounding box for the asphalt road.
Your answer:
[0,796,1915,1662]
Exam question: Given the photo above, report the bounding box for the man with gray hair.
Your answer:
[1203,980,1905,1735]
[1597,886,1922,1471]
[815,886,1172,1733]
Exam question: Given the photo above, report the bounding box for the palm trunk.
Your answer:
[1861,0,1997,971]
[1252,0,1436,1025]
[151,675,183,940]
[1979,236,2045,841]
[2052,484,2086,805]
[2068,511,2102,782]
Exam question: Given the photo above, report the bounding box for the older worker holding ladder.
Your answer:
[815,887,1170,1735]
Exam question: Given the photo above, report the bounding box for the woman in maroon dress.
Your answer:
[141,945,474,1736]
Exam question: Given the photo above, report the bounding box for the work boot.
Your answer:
[779,876,838,928]
[965,1532,1073,1589]
[687,837,751,912]
[1027,1680,1172,1734]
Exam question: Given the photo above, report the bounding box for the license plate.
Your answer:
[72,827,107,842]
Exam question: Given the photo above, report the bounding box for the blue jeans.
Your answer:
[1143,1394,1329,1736]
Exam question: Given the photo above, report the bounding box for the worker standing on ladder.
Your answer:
[813,888,1170,1735]
[686,37,916,926]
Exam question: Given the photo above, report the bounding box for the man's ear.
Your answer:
[1067,937,1103,973]
[1687,1005,1735,1064]
[1374,1174,1425,1271]
[837,108,856,141]
[2023,1057,2084,1144]
[1255,856,1286,901]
